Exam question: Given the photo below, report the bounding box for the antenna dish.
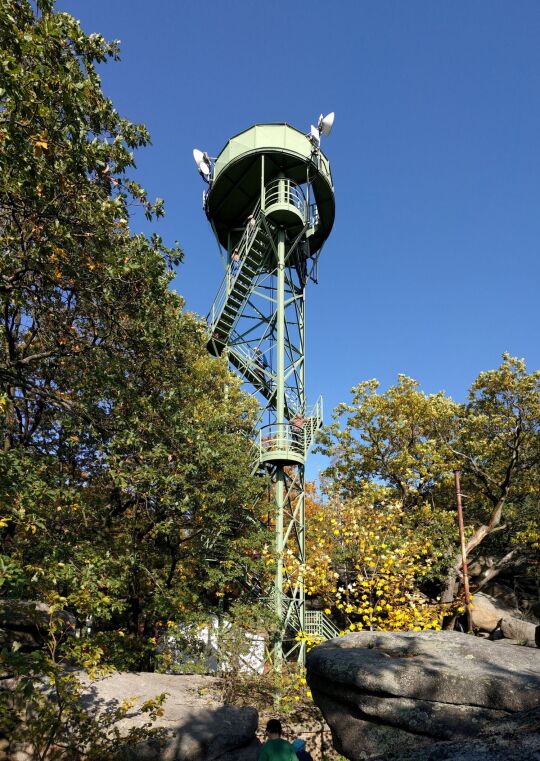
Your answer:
[193,148,211,178]
[317,112,335,136]
[310,125,320,146]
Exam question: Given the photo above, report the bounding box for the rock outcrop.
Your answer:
[471,592,538,644]
[371,705,540,760]
[81,672,260,761]
[306,630,540,760]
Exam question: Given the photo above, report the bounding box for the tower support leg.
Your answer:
[274,466,285,670]
[274,229,286,670]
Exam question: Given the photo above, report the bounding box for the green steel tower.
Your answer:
[195,118,336,665]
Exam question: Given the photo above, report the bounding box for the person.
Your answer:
[258,719,297,761]
[291,738,313,761]
[253,347,269,378]
[230,248,241,278]
[246,213,257,237]
[289,412,305,451]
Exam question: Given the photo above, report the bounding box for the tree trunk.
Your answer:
[440,496,507,605]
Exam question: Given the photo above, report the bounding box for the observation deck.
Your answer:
[206,123,335,256]
[253,397,323,469]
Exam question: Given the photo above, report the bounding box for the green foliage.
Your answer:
[0,0,269,675]
[1,611,169,760]
[318,355,540,602]
[317,375,459,507]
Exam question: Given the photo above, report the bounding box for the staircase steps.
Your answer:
[207,215,271,356]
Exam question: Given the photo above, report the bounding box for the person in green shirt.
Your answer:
[259,719,297,761]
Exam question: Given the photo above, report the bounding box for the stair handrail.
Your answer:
[304,610,340,640]
[256,395,324,461]
[231,347,272,388]
[264,178,306,221]
[206,201,265,336]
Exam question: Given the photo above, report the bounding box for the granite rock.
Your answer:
[306,630,540,760]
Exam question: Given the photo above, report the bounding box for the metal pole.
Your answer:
[274,229,286,670]
[298,281,306,663]
[274,470,284,670]
[260,155,265,211]
[454,470,472,632]
[276,229,285,437]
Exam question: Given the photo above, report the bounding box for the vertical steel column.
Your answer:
[274,228,286,669]
[298,283,306,663]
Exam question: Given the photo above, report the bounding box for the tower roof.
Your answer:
[206,123,335,254]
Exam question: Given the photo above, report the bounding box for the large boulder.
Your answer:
[470,592,514,632]
[471,592,537,644]
[306,630,540,760]
[80,672,259,761]
[371,705,540,760]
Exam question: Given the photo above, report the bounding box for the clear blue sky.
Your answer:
[59,0,540,474]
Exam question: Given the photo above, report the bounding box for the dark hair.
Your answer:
[266,719,282,735]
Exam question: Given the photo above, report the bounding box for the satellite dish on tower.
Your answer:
[317,112,335,137]
[193,148,211,179]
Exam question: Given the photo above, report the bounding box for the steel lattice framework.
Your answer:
[200,123,336,665]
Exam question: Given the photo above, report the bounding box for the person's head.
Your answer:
[265,719,282,739]
[292,738,306,751]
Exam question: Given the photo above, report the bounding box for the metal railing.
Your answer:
[207,200,263,334]
[264,178,306,220]
[305,610,340,640]
[308,202,319,230]
[256,396,323,462]
[259,425,305,459]
[228,340,302,417]
[256,595,339,641]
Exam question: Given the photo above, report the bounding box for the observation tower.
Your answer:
[193,116,337,665]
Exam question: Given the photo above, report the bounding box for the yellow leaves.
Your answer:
[32,135,49,156]
[302,495,443,635]
[121,697,137,712]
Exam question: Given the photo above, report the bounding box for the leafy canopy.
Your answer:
[0,0,269,673]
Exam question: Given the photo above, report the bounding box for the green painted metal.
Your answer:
[305,610,340,640]
[201,122,335,665]
[207,124,334,258]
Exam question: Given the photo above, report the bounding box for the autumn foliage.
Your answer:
[303,494,442,633]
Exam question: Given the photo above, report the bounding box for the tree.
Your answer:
[317,356,540,608]
[303,495,442,632]
[0,0,268,670]
[440,355,540,601]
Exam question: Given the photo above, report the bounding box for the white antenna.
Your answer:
[317,112,335,137]
[310,125,320,146]
[193,148,212,180]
